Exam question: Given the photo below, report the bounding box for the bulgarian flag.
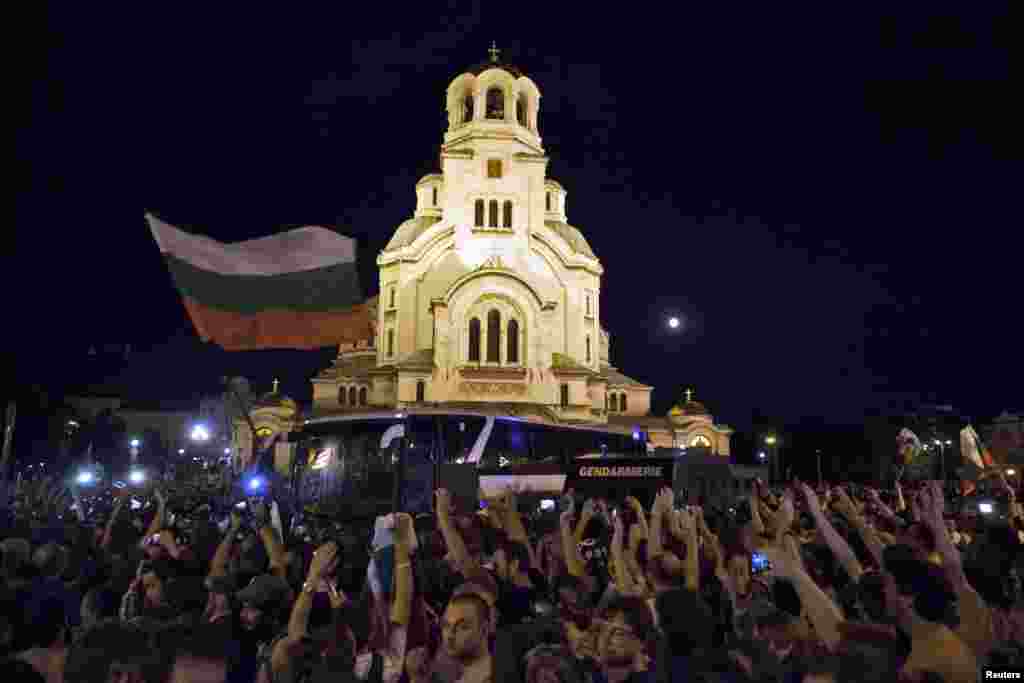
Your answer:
[959,424,995,496]
[147,213,373,351]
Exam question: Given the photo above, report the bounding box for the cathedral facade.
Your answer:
[308,50,732,454]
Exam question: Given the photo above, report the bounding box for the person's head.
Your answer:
[596,596,654,669]
[140,560,174,610]
[168,628,229,683]
[494,541,531,582]
[655,589,713,656]
[235,574,289,631]
[32,542,69,579]
[442,593,490,662]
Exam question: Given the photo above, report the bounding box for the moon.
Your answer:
[668,317,681,329]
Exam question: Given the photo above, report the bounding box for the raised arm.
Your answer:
[800,482,863,581]
[764,535,844,651]
[140,488,167,548]
[436,489,477,575]
[272,542,338,677]
[832,487,885,571]
[208,512,242,578]
[560,497,587,578]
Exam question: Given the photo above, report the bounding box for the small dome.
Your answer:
[465,60,525,79]
[253,390,297,412]
[544,178,564,190]
[416,173,442,186]
[669,400,710,417]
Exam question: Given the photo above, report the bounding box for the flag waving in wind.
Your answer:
[147,213,373,351]
[959,424,994,496]
[896,428,923,465]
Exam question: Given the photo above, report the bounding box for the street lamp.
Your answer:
[668,317,681,330]
[129,438,140,448]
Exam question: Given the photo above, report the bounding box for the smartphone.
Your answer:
[235,501,247,510]
[130,498,142,510]
[540,499,555,512]
[751,551,772,575]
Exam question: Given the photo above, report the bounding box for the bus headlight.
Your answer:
[129,470,145,484]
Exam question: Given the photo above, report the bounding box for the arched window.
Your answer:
[586,295,591,316]
[502,200,513,228]
[691,434,711,448]
[560,384,569,408]
[389,287,396,308]
[338,387,347,406]
[586,336,591,364]
[546,192,551,211]
[488,200,498,227]
[468,318,481,362]
[463,94,474,124]
[620,393,628,413]
[387,329,394,357]
[605,393,609,411]
[358,387,367,406]
[507,319,519,364]
[348,387,357,406]
[432,187,438,206]
[474,199,484,227]
[486,310,501,362]
[416,380,425,402]
[609,394,618,412]
[486,87,504,119]
[516,95,527,126]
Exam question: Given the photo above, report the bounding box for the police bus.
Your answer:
[288,409,666,517]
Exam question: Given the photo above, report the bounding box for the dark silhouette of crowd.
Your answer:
[2,470,1022,682]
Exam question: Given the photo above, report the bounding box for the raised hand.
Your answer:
[797,481,821,511]
[394,512,415,549]
[307,542,339,583]
[327,580,349,609]
[652,487,674,518]
[435,489,453,517]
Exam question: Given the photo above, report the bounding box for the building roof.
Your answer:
[464,60,525,79]
[384,216,443,252]
[416,173,443,186]
[544,220,596,258]
[315,353,377,381]
[669,400,711,417]
[601,366,650,388]
[544,178,564,190]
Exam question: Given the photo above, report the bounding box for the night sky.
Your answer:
[12,4,1020,433]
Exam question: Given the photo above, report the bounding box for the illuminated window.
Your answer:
[387,329,394,357]
[416,380,425,402]
[463,95,474,123]
[468,318,481,362]
[338,387,346,405]
[620,393,627,413]
[487,310,501,362]
[586,336,591,364]
[432,187,438,206]
[503,200,513,228]
[348,387,357,406]
[609,394,618,412]
[474,199,485,227]
[517,94,527,126]
[560,383,569,408]
[488,159,502,178]
[359,387,367,405]
[691,435,712,448]
[546,192,551,211]
[389,287,396,308]
[489,200,499,227]
[507,319,519,364]
[586,295,591,316]
[486,87,504,119]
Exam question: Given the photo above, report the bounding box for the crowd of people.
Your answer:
[1,468,1023,682]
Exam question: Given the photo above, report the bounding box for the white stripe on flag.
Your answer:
[960,426,985,470]
[146,213,355,276]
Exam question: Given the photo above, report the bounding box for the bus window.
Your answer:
[441,416,486,464]
[480,419,532,469]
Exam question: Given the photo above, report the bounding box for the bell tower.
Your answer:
[440,45,547,256]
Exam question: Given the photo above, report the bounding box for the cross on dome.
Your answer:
[489,41,500,63]
[685,388,693,402]
[272,378,280,394]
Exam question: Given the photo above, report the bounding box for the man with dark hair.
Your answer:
[492,540,538,626]
[594,596,654,683]
[442,593,492,683]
